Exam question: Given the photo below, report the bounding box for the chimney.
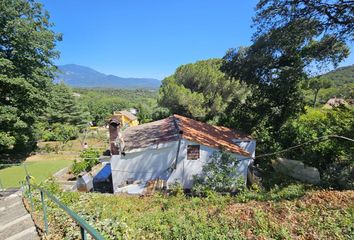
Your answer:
[109,118,120,155]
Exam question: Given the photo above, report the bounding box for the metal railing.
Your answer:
[23,179,105,240]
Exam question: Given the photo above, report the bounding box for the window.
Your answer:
[187,145,200,160]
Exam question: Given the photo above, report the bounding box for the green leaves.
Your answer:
[254,0,354,41]
[279,107,354,189]
[71,148,100,175]
[159,59,247,121]
[0,0,60,153]
[193,151,244,194]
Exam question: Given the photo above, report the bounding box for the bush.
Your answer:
[168,181,184,196]
[71,160,89,175]
[70,148,100,175]
[192,151,246,195]
[279,106,354,189]
[42,123,79,142]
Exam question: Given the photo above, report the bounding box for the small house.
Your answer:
[109,114,256,194]
[112,110,139,128]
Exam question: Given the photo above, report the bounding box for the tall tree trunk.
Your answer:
[313,89,319,108]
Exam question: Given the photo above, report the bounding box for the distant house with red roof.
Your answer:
[109,114,256,194]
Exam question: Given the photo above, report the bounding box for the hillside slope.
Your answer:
[55,64,161,89]
[321,64,354,86]
[306,65,354,102]
[28,185,354,239]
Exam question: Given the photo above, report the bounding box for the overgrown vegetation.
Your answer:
[74,88,161,125]
[193,151,246,195]
[70,148,100,175]
[28,180,353,239]
[279,106,354,190]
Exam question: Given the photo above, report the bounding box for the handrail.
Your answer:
[24,182,105,240]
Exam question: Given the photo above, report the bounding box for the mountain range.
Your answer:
[55,64,161,89]
[56,63,354,90]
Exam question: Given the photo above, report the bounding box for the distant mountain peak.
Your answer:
[55,64,161,89]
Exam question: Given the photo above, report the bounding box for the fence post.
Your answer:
[23,163,35,212]
[40,190,49,234]
[80,226,87,240]
[26,177,34,212]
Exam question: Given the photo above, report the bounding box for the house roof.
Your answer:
[115,110,138,121]
[122,117,179,151]
[174,115,252,157]
[122,115,253,157]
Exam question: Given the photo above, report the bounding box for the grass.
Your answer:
[0,159,72,188]
[1,130,107,189]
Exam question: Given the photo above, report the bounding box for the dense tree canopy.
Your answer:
[75,88,158,125]
[306,77,332,107]
[279,106,354,189]
[159,59,248,122]
[221,9,350,139]
[254,0,354,40]
[0,0,61,152]
[46,83,89,128]
[35,83,90,142]
[218,0,352,166]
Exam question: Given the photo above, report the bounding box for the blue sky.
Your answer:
[41,0,353,80]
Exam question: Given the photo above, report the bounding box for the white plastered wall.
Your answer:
[111,141,178,192]
[111,139,255,193]
[167,139,252,189]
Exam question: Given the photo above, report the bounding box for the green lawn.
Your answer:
[0,159,72,188]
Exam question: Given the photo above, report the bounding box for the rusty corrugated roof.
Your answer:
[122,115,253,157]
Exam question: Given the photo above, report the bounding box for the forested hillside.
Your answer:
[303,65,354,105]
[74,88,161,124]
[322,64,354,86]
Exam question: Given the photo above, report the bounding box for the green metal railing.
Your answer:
[1,163,105,239]
[23,179,105,240]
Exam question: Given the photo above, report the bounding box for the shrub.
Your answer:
[168,181,184,196]
[279,106,354,189]
[70,148,100,176]
[192,151,246,195]
[42,123,79,142]
[71,160,88,175]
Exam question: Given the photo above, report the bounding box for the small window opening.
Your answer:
[187,145,200,160]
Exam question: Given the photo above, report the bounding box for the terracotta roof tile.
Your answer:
[122,117,178,151]
[174,115,252,157]
[121,115,253,157]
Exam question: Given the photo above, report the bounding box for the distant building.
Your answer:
[112,110,139,128]
[129,108,138,115]
[109,114,256,194]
